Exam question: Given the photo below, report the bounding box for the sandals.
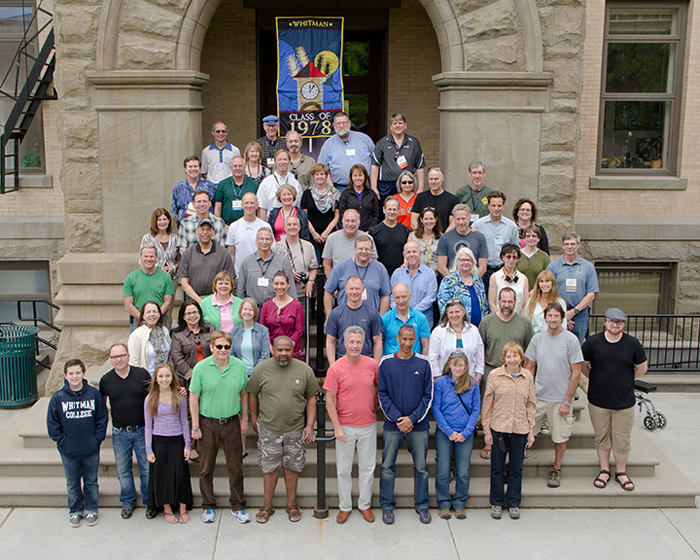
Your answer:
[615,472,635,492]
[179,511,189,524]
[593,469,611,489]
[286,504,302,522]
[479,448,491,460]
[164,512,178,524]
[255,505,275,524]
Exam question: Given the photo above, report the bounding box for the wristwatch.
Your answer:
[563,400,572,407]
[192,426,200,432]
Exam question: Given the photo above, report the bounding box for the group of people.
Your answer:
[46,112,649,527]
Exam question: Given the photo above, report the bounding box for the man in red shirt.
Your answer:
[324,326,379,524]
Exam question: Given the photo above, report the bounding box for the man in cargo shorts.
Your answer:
[247,336,320,523]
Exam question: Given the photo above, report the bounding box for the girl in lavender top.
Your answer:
[145,364,193,523]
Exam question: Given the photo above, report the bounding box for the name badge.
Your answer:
[257,277,269,287]
[470,213,479,224]
[396,155,408,169]
[213,163,224,170]
[267,158,275,166]
[565,278,577,292]
[185,202,196,218]
[361,288,368,300]
[346,149,356,156]
[494,236,504,246]
[232,200,242,210]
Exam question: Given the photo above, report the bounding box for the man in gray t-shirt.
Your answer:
[525,301,583,488]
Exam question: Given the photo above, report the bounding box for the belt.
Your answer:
[487,266,500,272]
[116,425,143,432]
[202,415,237,425]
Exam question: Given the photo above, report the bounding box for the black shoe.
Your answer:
[121,507,134,519]
[145,509,157,519]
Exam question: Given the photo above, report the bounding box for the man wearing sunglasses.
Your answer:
[201,121,240,184]
[190,330,250,524]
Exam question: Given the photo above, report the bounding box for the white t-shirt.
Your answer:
[257,172,302,211]
[225,218,272,275]
[525,329,583,402]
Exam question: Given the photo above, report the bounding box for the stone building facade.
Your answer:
[0,0,696,390]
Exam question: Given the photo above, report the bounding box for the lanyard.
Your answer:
[257,255,273,277]
[285,239,305,273]
[470,188,479,212]
[354,260,369,283]
[232,180,245,200]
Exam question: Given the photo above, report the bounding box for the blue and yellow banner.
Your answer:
[276,17,344,138]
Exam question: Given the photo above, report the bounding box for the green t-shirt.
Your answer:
[190,356,247,418]
[246,358,320,434]
[516,248,551,291]
[455,184,493,219]
[214,176,259,224]
[122,267,174,311]
[478,312,534,367]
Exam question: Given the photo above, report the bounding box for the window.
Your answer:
[593,262,675,315]
[0,261,51,324]
[598,4,685,175]
[0,1,45,174]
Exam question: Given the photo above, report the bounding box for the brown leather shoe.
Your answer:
[336,510,351,524]
[359,508,375,523]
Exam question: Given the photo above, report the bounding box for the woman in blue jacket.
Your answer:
[432,350,481,520]
[47,358,109,527]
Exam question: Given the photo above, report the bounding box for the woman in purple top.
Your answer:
[259,271,305,361]
[145,363,193,524]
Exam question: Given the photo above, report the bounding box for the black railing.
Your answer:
[17,298,61,352]
[590,314,700,373]
[314,271,327,374]
[313,392,335,519]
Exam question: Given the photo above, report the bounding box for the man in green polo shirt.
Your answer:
[123,245,174,332]
[190,330,249,525]
[214,156,259,225]
[247,336,320,524]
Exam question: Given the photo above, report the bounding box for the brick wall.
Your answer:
[576,0,700,218]
[387,0,441,173]
[199,0,257,154]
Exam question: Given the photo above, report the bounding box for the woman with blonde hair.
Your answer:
[481,342,536,520]
[128,301,171,375]
[199,271,243,332]
[266,184,310,242]
[144,363,193,523]
[525,270,567,333]
[432,351,480,520]
[243,141,270,184]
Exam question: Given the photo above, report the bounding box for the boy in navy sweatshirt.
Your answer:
[47,359,109,528]
[378,324,433,525]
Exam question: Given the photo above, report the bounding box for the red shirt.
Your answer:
[323,355,378,427]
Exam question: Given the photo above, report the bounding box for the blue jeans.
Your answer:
[571,307,589,344]
[489,430,527,508]
[380,429,429,510]
[60,452,100,515]
[435,429,474,510]
[112,426,150,509]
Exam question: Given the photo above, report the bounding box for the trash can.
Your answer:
[0,325,40,408]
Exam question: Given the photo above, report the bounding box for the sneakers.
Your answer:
[381,509,395,525]
[202,509,217,523]
[85,512,98,526]
[540,421,550,435]
[416,508,432,524]
[548,466,561,488]
[438,509,451,520]
[231,509,251,524]
[490,505,502,519]
[120,507,134,519]
[145,509,157,519]
[509,507,520,520]
[69,513,82,528]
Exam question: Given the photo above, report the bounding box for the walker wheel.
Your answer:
[655,412,667,430]
[643,414,657,432]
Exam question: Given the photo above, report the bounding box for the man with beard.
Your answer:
[247,336,320,524]
[286,130,316,190]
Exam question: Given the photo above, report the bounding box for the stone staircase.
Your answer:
[0,362,697,510]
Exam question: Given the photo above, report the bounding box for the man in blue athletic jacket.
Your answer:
[378,324,433,525]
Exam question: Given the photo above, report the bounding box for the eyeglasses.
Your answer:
[214,130,227,134]
[400,180,413,185]
[110,354,128,360]
[214,344,231,350]
[183,310,199,317]
[503,255,519,260]
[449,350,467,357]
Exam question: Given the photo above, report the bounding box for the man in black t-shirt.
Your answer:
[99,343,153,520]
[410,167,457,233]
[370,196,411,276]
[582,308,647,492]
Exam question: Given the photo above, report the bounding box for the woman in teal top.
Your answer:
[199,271,243,331]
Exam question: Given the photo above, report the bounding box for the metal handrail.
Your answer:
[589,313,700,372]
[313,392,335,519]
[17,298,61,351]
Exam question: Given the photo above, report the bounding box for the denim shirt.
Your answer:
[230,322,270,374]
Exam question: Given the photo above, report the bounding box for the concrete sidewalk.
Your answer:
[0,393,698,560]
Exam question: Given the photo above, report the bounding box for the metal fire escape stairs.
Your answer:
[0,1,56,194]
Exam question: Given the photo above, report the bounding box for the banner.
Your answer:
[276,17,344,139]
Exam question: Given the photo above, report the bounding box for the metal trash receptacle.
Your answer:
[0,325,40,408]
